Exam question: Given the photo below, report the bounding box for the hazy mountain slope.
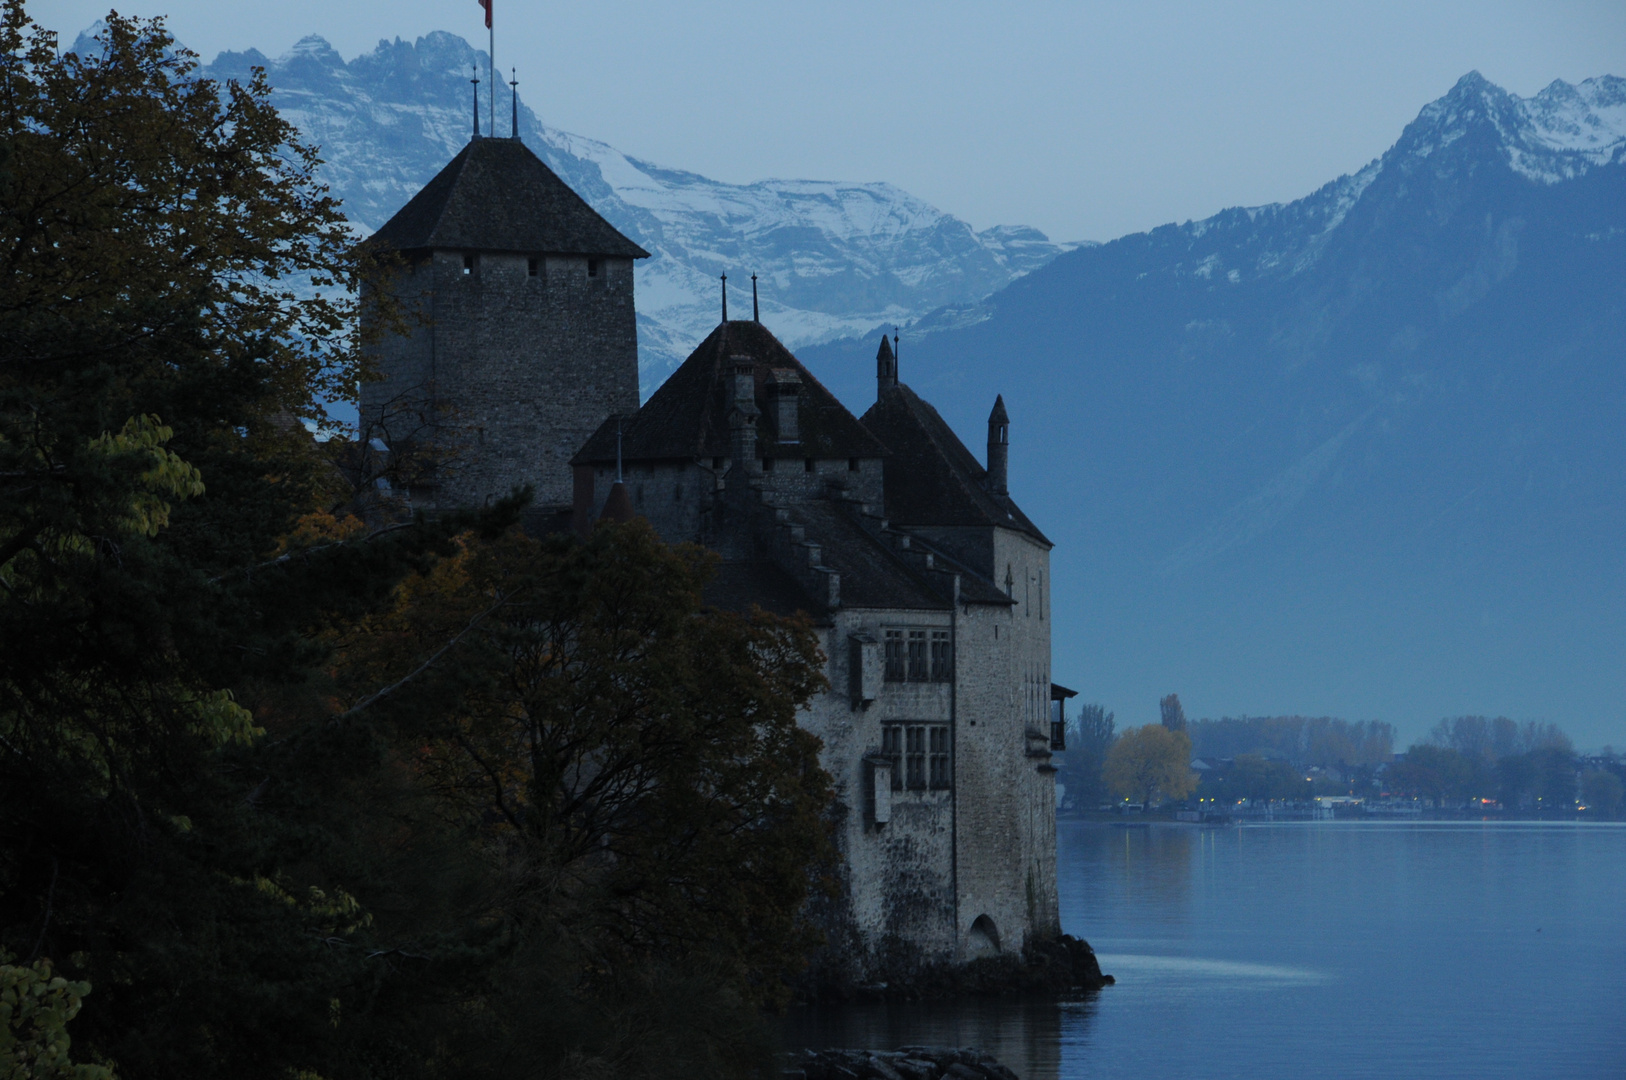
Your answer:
[805,73,1626,743]
[190,30,1075,380]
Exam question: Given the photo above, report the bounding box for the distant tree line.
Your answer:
[1186,716,1395,766]
[1387,716,1623,816]
[1057,702,1620,817]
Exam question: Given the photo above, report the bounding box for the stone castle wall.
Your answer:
[361,250,639,510]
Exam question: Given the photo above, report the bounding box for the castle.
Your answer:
[362,132,1066,977]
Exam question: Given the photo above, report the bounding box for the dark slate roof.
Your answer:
[367,138,649,259]
[573,321,889,464]
[789,501,950,611]
[860,383,1051,547]
[704,559,825,620]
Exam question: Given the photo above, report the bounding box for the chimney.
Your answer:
[770,369,802,444]
[986,394,1009,495]
[876,334,897,397]
[729,356,759,470]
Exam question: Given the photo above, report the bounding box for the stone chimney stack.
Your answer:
[876,334,897,398]
[729,356,759,470]
[986,394,1009,495]
[770,369,802,444]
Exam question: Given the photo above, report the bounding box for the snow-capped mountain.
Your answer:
[804,71,1626,742]
[899,71,1626,340]
[188,30,1076,382]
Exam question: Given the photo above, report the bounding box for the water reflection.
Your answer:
[1063,823,1199,938]
[782,994,1098,1080]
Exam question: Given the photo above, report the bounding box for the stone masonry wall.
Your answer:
[361,250,639,511]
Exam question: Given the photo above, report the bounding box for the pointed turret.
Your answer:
[876,334,897,397]
[986,395,1009,495]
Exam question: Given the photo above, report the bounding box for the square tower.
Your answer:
[360,136,648,511]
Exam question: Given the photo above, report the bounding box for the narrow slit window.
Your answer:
[527,257,539,277]
[883,725,903,791]
[462,253,475,275]
[587,258,599,277]
[929,726,951,789]
[848,457,859,472]
[804,458,815,473]
[931,631,952,681]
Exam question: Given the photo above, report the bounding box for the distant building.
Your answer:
[364,132,1063,977]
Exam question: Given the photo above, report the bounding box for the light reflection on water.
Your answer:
[784,821,1626,1080]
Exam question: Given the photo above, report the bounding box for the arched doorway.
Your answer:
[967,914,1001,957]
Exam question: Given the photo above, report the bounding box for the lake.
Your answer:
[785,820,1626,1080]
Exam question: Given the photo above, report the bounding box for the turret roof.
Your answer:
[367,137,649,258]
[860,384,1050,546]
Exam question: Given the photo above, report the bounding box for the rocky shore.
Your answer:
[806,934,1115,1001]
[786,1046,1022,1080]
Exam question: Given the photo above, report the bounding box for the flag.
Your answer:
[476,0,491,29]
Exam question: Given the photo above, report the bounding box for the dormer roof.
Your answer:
[861,384,1050,546]
[573,321,889,464]
[367,138,649,258]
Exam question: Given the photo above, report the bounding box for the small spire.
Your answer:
[876,333,897,396]
[510,67,519,140]
[752,273,759,323]
[721,273,728,322]
[471,65,481,139]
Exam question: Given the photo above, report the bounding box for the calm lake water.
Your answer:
[786,820,1626,1080]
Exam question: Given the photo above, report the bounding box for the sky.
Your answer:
[31,0,1626,243]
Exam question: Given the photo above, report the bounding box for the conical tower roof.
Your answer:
[368,138,648,258]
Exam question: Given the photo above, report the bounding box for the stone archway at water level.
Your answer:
[967,914,1000,957]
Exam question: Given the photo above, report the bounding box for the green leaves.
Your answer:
[0,953,114,1080]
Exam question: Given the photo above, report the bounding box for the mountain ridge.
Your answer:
[803,70,1626,744]
[140,28,1080,381]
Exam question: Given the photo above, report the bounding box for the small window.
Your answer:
[907,630,928,681]
[848,457,859,472]
[804,458,815,473]
[462,253,475,275]
[712,457,723,469]
[930,631,952,681]
[884,630,905,682]
[762,456,775,472]
[527,257,539,277]
[587,258,599,277]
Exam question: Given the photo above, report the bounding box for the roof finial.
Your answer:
[471,65,481,139]
[752,273,759,323]
[510,67,519,140]
[721,273,728,322]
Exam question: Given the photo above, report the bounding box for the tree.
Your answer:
[0,954,112,1080]
[0,10,493,1076]
[1386,745,1487,806]
[1580,770,1624,818]
[1104,725,1195,807]
[1061,704,1116,808]
[1159,693,1187,733]
[335,522,835,1011]
[1199,753,1310,804]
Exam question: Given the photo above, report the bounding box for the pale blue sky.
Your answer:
[32,1,1626,241]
